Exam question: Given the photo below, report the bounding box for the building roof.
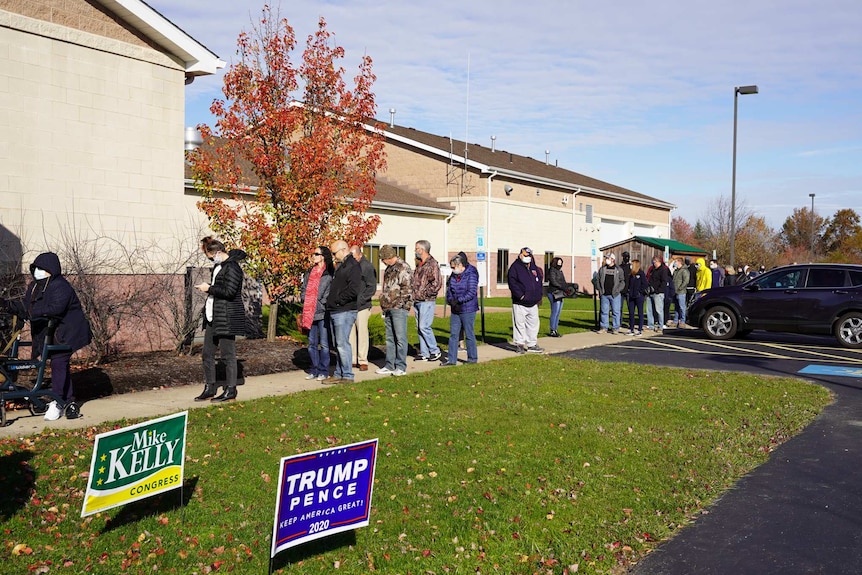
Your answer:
[183,157,453,216]
[97,0,224,75]
[381,124,674,210]
[601,235,708,255]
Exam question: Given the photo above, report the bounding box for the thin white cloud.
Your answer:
[154,0,862,229]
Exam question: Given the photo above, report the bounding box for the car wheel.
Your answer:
[835,312,862,349]
[703,306,737,340]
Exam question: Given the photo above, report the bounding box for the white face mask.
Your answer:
[33,267,49,280]
[212,253,226,264]
[520,256,531,264]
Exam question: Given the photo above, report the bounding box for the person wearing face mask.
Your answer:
[595,253,625,334]
[443,252,479,365]
[546,257,568,337]
[2,252,92,421]
[376,245,413,376]
[670,257,690,328]
[507,247,545,353]
[411,240,443,362]
[695,257,712,292]
[709,259,724,289]
[194,236,246,402]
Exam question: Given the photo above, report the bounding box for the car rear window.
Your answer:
[806,268,847,288]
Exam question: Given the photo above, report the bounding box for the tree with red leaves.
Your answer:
[189,6,385,340]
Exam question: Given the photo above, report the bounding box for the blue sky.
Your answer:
[153,0,862,229]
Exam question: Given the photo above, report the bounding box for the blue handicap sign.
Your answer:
[798,365,862,378]
[476,252,486,261]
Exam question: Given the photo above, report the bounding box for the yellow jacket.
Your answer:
[695,257,712,291]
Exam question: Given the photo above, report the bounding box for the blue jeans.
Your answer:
[547,294,563,331]
[383,308,409,372]
[329,311,357,380]
[599,294,622,330]
[674,293,687,324]
[646,293,665,329]
[414,301,440,358]
[307,317,330,377]
[448,311,477,364]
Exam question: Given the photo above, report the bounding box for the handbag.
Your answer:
[551,290,566,301]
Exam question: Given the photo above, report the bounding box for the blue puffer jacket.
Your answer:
[446,255,479,314]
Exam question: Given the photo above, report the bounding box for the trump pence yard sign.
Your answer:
[81,412,188,517]
[271,438,378,556]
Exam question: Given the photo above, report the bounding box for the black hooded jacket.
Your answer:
[19,252,92,356]
[204,249,247,337]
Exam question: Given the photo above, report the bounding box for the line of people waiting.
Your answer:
[595,252,768,336]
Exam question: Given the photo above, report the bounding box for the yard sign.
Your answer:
[81,411,188,517]
[271,438,378,556]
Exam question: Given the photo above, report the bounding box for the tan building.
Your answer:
[0,0,223,272]
[375,124,675,296]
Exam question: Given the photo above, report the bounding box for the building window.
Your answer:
[394,246,407,261]
[544,251,554,278]
[496,248,509,284]
[362,244,380,283]
[586,204,593,224]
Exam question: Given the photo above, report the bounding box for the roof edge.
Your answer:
[100,0,225,75]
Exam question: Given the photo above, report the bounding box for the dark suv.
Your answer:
[687,264,862,348]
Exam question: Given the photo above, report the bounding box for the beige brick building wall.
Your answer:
[379,138,670,296]
[0,7,206,269]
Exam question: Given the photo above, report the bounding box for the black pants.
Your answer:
[49,352,74,404]
[202,324,237,387]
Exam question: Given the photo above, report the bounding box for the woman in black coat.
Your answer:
[7,252,92,421]
[194,237,246,402]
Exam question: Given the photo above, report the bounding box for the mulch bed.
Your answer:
[69,338,306,400]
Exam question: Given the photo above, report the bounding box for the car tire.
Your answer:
[703,306,737,340]
[835,312,862,349]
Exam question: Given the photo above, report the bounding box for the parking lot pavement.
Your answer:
[560,328,862,575]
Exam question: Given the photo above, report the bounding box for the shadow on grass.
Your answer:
[0,450,35,521]
[271,529,357,570]
[100,476,200,534]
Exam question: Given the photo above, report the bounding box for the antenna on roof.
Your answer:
[464,53,470,159]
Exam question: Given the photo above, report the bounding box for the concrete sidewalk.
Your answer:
[0,328,643,437]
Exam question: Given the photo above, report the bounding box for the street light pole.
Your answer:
[730,85,758,268]
[810,193,816,261]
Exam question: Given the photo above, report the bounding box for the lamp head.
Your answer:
[736,85,759,95]
[504,184,513,195]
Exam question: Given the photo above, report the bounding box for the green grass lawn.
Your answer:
[0,356,830,574]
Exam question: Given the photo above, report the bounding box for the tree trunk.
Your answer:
[267,301,278,342]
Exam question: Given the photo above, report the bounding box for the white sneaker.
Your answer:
[392,369,407,377]
[44,401,62,421]
[304,373,317,380]
[376,367,393,375]
[315,374,327,381]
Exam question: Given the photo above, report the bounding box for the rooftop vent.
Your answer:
[184,127,202,152]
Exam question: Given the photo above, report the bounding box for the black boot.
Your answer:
[211,386,237,403]
[195,384,217,402]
